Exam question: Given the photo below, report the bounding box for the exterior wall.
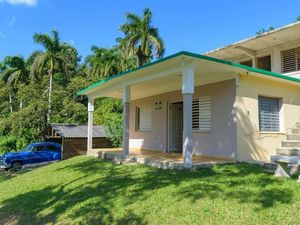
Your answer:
[236,74,300,163]
[129,79,237,159]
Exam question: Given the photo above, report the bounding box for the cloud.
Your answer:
[8,16,16,27]
[0,0,38,6]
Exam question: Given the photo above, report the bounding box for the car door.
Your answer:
[44,145,61,161]
[30,146,48,163]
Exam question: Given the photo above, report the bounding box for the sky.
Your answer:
[1,0,300,62]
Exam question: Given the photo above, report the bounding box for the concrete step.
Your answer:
[289,128,300,134]
[282,140,300,147]
[287,134,300,140]
[295,122,300,129]
[277,147,300,156]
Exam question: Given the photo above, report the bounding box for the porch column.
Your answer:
[122,85,131,156]
[182,67,194,168]
[87,97,94,154]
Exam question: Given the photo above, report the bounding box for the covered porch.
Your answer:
[87,148,235,169]
[78,51,264,168]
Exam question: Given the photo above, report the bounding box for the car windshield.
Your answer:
[23,144,34,152]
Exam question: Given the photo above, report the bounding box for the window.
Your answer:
[32,146,45,151]
[258,96,280,132]
[192,96,211,131]
[136,106,152,131]
[256,55,271,71]
[240,60,253,67]
[281,47,300,73]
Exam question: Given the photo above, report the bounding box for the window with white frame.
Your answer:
[136,106,152,131]
[258,96,280,132]
[192,96,211,131]
[281,47,300,73]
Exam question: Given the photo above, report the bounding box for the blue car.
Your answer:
[0,142,61,170]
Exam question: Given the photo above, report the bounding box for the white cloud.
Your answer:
[0,0,38,6]
[8,16,16,27]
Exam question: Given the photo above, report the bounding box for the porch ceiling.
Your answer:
[206,22,300,60]
[78,51,300,101]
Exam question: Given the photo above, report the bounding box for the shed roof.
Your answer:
[52,124,108,138]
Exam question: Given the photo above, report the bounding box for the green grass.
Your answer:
[0,156,300,225]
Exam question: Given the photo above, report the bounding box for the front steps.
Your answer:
[271,123,300,180]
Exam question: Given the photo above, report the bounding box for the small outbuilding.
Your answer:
[44,124,113,159]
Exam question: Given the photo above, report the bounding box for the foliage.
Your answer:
[0,8,163,152]
[256,26,275,36]
[1,158,300,224]
[119,8,165,66]
[295,16,300,22]
[94,98,123,146]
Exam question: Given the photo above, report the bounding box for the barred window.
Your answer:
[258,96,280,132]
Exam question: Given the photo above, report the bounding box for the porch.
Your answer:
[87,148,235,169]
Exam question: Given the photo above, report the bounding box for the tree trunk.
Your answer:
[9,90,13,114]
[20,100,23,109]
[47,70,53,124]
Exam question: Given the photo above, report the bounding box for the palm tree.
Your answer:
[120,8,165,67]
[30,30,76,123]
[85,46,119,78]
[0,56,29,113]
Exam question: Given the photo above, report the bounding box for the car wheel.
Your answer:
[11,161,22,171]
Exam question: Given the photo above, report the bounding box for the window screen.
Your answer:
[258,96,280,132]
[192,96,211,131]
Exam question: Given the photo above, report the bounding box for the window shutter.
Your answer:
[138,106,152,131]
[282,47,300,73]
[192,96,211,131]
[258,96,280,132]
[256,55,271,71]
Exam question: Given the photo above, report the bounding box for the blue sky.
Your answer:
[1,0,300,62]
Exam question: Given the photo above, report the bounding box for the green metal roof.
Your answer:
[77,51,300,96]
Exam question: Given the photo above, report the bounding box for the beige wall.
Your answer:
[236,74,300,163]
[129,79,237,159]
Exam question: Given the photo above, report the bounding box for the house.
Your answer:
[44,124,113,159]
[78,21,300,168]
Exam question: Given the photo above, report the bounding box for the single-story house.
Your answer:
[77,50,300,168]
[44,124,113,159]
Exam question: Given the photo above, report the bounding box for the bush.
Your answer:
[0,136,17,154]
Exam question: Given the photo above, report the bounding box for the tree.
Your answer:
[85,47,119,78]
[120,8,165,67]
[0,56,29,113]
[30,30,78,124]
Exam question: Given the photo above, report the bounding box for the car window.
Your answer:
[32,146,45,151]
[47,145,60,151]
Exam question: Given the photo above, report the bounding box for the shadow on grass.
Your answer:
[0,157,297,224]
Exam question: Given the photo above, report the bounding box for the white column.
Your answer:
[87,97,94,154]
[272,48,281,73]
[122,85,131,156]
[182,67,194,168]
[252,57,256,68]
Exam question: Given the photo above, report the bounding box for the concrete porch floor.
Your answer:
[87,148,236,170]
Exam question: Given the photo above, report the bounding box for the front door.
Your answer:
[168,102,183,152]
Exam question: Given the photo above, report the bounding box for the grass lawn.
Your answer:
[0,156,300,225]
